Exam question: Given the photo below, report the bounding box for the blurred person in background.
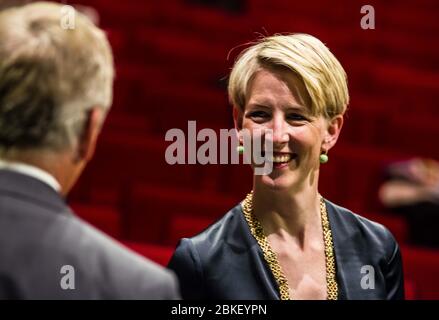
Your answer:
[168,34,405,300]
[380,158,439,248]
[0,2,179,299]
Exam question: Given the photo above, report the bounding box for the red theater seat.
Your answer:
[70,203,122,239]
[155,4,251,45]
[328,144,410,213]
[401,246,439,299]
[125,184,238,244]
[76,131,196,205]
[386,116,439,159]
[135,81,231,134]
[362,212,409,244]
[166,214,216,246]
[103,112,152,135]
[120,241,174,267]
[135,27,230,82]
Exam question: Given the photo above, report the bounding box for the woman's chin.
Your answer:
[259,174,296,191]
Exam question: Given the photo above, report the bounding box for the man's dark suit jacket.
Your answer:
[168,199,405,300]
[0,170,180,299]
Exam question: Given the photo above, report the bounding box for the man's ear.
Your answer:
[322,115,344,152]
[77,107,103,163]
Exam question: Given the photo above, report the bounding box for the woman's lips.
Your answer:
[269,153,298,169]
[273,162,290,169]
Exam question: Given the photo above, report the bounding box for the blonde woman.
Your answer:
[168,34,404,300]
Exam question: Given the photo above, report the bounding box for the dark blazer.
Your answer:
[0,170,180,299]
[168,199,405,300]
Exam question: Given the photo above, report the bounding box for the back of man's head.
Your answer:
[0,1,114,155]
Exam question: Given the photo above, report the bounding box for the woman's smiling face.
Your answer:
[238,66,335,191]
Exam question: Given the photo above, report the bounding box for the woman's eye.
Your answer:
[287,113,307,121]
[249,111,270,119]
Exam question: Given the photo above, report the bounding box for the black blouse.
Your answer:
[168,199,405,300]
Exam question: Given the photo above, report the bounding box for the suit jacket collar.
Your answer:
[0,169,68,214]
[0,160,61,192]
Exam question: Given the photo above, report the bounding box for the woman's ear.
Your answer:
[233,106,244,144]
[322,115,344,151]
[233,106,243,131]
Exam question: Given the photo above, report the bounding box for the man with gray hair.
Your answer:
[0,2,180,299]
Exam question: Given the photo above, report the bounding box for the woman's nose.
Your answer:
[270,115,289,144]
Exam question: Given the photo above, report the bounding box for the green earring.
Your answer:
[237,145,245,154]
[319,152,329,164]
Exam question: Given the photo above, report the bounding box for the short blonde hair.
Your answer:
[0,1,114,152]
[228,33,349,118]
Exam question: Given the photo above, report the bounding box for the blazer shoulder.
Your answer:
[0,174,180,299]
[65,216,181,299]
[167,203,248,299]
[325,200,405,299]
[326,199,400,259]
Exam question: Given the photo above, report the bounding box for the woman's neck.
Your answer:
[252,181,321,246]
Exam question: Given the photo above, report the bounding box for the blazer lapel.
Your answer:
[226,205,280,299]
[325,199,359,300]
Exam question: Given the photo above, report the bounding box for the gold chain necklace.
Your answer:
[241,192,338,300]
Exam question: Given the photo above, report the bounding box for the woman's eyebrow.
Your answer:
[284,104,307,112]
[246,103,310,115]
[247,103,271,109]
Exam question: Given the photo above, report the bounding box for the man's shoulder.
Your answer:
[1,210,179,299]
[49,213,180,299]
[0,181,179,299]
